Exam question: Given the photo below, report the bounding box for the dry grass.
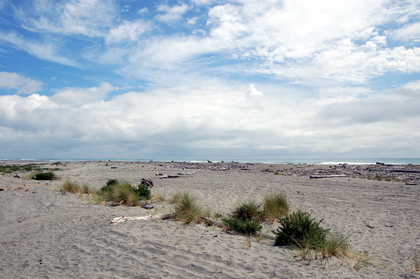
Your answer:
[262,193,289,222]
[172,193,204,224]
[412,251,420,272]
[60,180,81,194]
[319,233,350,259]
[103,181,141,206]
[60,180,94,195]
[151,193,166,203]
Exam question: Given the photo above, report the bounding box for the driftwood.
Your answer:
[310,174,347,179]
[200,217,224,228]
[109,213,175,226]
[140,178,154,188]
[390,169,420,173]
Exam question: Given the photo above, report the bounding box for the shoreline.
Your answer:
[2,157,420,165]
[2,160,419,185]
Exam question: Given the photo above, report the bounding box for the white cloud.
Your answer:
[106,20,150,44]
[20,0,117,37]
[404,80,420,90]
[1,82,419,158]
[50,82,115,106]
[0,31,77,66]
[0,72,43,94]
[391,22,420,42]
[155,3,190,23]
[138,7,149,14]
[247,84,263,96]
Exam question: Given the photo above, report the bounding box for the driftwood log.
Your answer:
[309,174,347,179]
[109,213,175,226]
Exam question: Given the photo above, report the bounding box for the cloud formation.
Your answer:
[0,72,42,94]
[0,0,419,160]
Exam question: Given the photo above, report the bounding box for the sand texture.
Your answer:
[0,161,419,278]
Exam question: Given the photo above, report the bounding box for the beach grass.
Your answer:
[60,180,81,193]
[100,180,140,206]
[172,193,204,224]
[274,210,329,248]
[262,193,289,222]
[413,251,420,272]
[151,193,166,203]
[319,233,349,258]
[273,210,350,260]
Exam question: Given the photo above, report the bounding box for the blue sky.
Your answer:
[0,0,419,161]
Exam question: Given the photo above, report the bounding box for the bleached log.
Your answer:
[109,213,174,226]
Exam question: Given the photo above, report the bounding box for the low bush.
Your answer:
[273,210,329,248]
[231,200,262,221]
[136,184,151,200]
[34,171,55,180]
[223,217,262,236]
[223,201,263,236]
[262,193,289,222]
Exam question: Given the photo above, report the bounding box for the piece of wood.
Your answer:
[109,213,175,225]
[309,174,347,179]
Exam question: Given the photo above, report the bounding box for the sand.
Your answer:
[0,161,419,278]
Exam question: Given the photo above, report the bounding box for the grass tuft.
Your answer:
[413,251,420,272]
[172,193,203,224]
[60,180,95,196]
[320,233,349,258]
[231,200,262,221]
[262,193,289,222]
[274,210,350,260]
[274,210,329,248]
[60,180,81,193]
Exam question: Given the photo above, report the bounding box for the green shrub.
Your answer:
[262,193,289,222]
[34,171,55,180]
[223,201,263,236]
[223,218,262,236]
[173,193,203,224]
[231,200,262,221]
[0,164,42,174]
[273,210,329,249]
[136,184,151,200]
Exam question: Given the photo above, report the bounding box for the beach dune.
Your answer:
[0,161,419,278]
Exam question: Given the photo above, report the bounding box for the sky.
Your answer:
[0,0,419,161]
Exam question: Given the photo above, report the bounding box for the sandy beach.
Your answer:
[0,161,419,278]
